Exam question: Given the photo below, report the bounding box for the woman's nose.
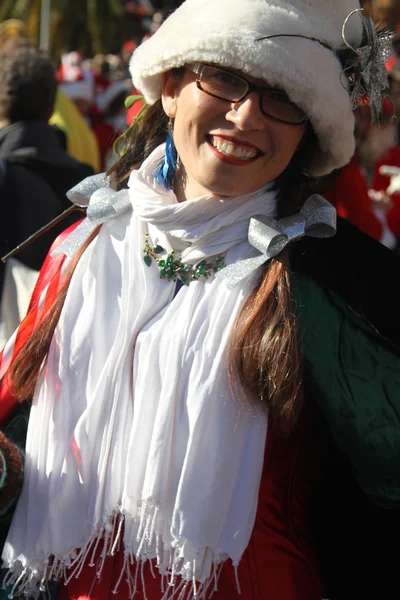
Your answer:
[225,92,265,130]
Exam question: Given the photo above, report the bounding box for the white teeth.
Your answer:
[211,137,257,160]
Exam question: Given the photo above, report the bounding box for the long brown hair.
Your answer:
[229,126,323,435]
[11,95,323,435]
[11,229,100,401]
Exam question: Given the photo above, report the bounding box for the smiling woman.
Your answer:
[0,1,399,600]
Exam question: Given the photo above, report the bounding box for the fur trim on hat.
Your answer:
[130,0,365,176]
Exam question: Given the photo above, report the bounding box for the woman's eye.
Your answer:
[267,90,292,105]
[210,72,240,87]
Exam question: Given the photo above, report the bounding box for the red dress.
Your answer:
[59,412,326,600]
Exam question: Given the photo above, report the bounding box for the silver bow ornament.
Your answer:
[52,173,131,257]
[219,194,336,288]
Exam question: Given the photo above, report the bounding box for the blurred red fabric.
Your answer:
[324,159,383,241]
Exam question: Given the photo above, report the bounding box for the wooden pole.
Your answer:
[39,0,51,51]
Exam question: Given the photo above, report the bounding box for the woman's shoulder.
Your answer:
[289,216,400,347]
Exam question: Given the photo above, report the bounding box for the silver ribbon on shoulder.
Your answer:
[52,173,132,257]
[219,194,336,288]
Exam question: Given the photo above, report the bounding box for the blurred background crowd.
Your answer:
[1,0,400,346]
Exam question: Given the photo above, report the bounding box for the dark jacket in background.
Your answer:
[0,120,93,273]
[291,220,400,600]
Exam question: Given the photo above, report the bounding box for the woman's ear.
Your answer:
[161,71,180,118]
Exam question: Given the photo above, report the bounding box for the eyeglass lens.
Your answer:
[197,65,306,124]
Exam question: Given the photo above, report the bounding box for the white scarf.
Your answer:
[2,145,278,599]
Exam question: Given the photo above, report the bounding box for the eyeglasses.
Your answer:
[187,63,307,126]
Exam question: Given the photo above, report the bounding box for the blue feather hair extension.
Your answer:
[155,126,178,190]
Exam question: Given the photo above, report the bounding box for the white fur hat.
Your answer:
[130,0,367,176]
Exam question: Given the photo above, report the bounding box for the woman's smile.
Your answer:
[207,134,262,164]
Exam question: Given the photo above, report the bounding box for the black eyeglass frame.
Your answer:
[187,62,308,126]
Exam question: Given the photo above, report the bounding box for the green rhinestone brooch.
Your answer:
[143,234,225,286]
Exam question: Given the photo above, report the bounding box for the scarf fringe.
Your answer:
[2,508,232,599]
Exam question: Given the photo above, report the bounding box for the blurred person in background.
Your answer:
[0,46,94,347]
[50,88,101,174]
[93,79,134,170]
[324,106,386,244]
[355,100,398,248]
[358,59,400,250]
[374,163,400,253]
[367,108,400,248]
[57,51,95,122]
[105,52,124,81]
[119,40,138,80]
[91,54,112,96]
[1,35,100,174]
[54,50,101,172]
[141,10,164,42]
[324,33,400,252]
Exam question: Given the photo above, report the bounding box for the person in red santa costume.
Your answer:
[323,99,398,246]
[58,51,95,122]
